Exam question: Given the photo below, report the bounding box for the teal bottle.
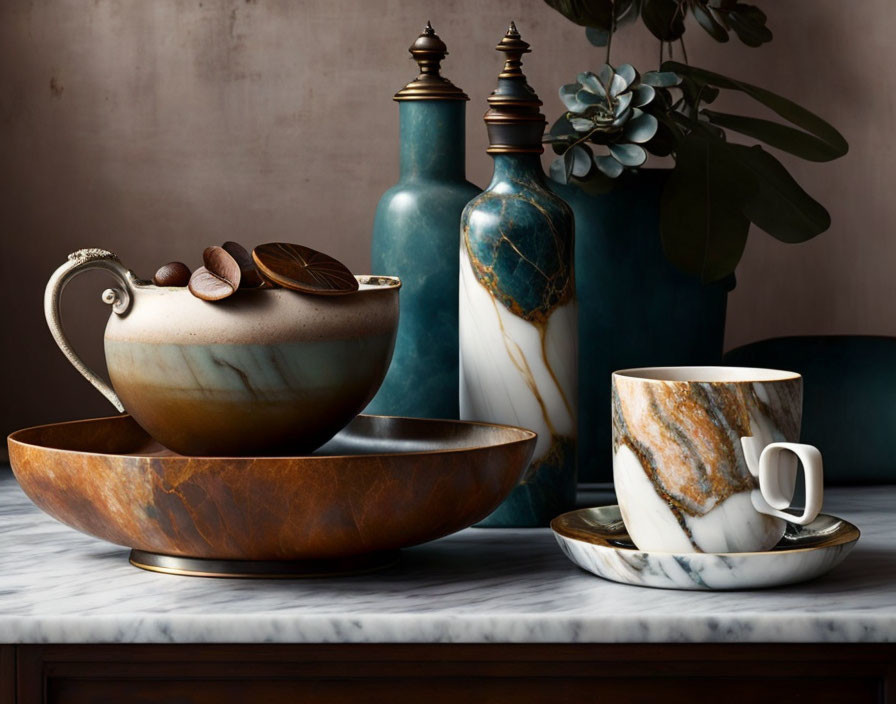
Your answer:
[365,22,479,419]
[459,24,578,526]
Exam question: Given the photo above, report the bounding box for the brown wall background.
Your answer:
[0,0,890,442]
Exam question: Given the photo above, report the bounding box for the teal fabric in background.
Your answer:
[365,100,479,419]
[724,335,896,485]
[552,170,731,483]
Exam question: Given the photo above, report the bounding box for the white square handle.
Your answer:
[741,439,824,526]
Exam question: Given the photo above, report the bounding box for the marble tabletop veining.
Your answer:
[0,470,893,644]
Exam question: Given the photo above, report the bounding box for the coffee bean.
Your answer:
[204,246,241,288]
[153,261,192,287]
[188,246,241,301]
[188,266,236,301]
[252,242,358,295]
[222,241,264,288]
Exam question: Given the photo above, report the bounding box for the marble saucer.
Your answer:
[551,505,859,591]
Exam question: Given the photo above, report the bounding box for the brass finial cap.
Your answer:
[484,22,545,154]
[394,22,469,101]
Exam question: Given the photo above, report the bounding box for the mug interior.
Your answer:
[613,366,800,383]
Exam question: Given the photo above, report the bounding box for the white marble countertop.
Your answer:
[0,471,893,644]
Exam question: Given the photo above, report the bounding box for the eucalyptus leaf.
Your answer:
[660,133,757,282]
[570,117,595,132]
[616,64,637,87]
[609,73,628,97]
[550,114,576,138]
[615,91,634,116]
[729,144,831,242]
[643,71,681,87]
[571,144,594,177]
[595,154,625,177]
[560,83,584,112]
[579,72,606,97]
[547,114,576,154]
[624,111,659,142]
[610,143,647,166]
[585,26,610,46]
[577,89,606,106]
[631,84,656,107]
[550,155,570,184]
[664,61,849,161]
[612,106,633,127]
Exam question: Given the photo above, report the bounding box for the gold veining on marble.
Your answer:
[613,375,803,522]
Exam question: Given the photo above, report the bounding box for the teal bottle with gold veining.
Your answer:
[365,23,479,419]
[459,24,578,527]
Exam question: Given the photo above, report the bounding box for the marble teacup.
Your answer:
[45,249,401,456]
[611,366,824,554]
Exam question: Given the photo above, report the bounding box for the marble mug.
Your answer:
[612,366,824,553]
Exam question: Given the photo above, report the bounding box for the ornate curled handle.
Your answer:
[44,248,138,413]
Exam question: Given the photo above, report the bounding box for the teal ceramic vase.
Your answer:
[365,23,479,420]
[553,169,730,483]
[459,25,577,527]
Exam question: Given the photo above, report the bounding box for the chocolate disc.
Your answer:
[252,243,359,295]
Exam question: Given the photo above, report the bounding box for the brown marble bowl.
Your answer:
[8,414,536,563]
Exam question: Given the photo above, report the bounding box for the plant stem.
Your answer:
[606,0,615,65]
[658,39,663,68]
[562,126,604,156]
[679,37,689,64]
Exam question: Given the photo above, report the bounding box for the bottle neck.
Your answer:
[399,101,466,181]
[488,153,547,189]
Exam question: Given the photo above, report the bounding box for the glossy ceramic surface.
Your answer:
[8,414,536,562]
[45,250,401,456]
[552,171,730,484]
[459,153,578,527]
[366,99,479,419]
[552,505,859,590]
[612,366,823,554]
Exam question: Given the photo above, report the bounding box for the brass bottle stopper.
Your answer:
[394,21,469,101]
[484,22,546,154]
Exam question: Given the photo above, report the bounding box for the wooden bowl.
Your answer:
[8,415,535,572]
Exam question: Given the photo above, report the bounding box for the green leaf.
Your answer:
[692,4,729,41]
[610,143,647,166]
[663,61,849,161]
[595,154,624,177]
[548,114,576,154]
[570,144,594,177]
[585,26,609,46]
[543,0,613,28]
[643,71,681,87]
[660,133,757,282]
[702,110,840,162]
[728,4,772,46]
[729,144,831,243]
[641,0,685,41]
[549,155,569,184]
